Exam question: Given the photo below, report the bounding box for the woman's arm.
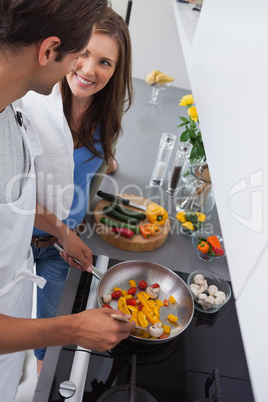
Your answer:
[34,202,92,270]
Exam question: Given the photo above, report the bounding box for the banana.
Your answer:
[145,70,174,85]
[155,73,174,85]
[145,70,163,85]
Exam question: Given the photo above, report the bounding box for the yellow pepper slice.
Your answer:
[167,314,178,323]
[127,305,138,312]
[130,310,138,326]
[124,294,132,299]
[154,306,160,318]
[114,287,123,293]
[169,295,176,304]
[163,325,171,334]
[118,297,131,315]
[137,293,152,313]
[146,203,168,226]
[129,280,136,288]
[139,291,149,299]
[142,306,159,325]
[137,311,148,327]
[155,299,163,307]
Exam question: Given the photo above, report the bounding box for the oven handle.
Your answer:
[54,243,103,280]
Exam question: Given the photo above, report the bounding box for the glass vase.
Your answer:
[176,162,215,220]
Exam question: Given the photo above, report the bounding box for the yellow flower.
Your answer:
[188,106,198,122]
[179,94,194,106]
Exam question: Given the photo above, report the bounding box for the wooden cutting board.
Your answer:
[94,194,170,252]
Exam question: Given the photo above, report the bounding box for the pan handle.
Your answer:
[53,243,103,280]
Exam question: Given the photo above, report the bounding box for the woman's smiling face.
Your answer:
[66,31,119,100]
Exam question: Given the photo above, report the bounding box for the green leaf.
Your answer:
[180,129,190,142]
[177,122,188,128]
[179,117,189,123]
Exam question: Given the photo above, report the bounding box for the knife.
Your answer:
[97,190,147,211]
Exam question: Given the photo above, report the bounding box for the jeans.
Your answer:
[32,244,70,361]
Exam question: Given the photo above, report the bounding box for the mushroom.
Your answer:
[208,285,218,296]
[102,294,112,304]
[148,322,164,338]
[205,295,215,304]
[214,291,226,300]
[215,296,226,304]
[194,274,204,285]
[146,286,158,299]
[198,293,208,300]
[190,283,201,297]
[199,280,208,294]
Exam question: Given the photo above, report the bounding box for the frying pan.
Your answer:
[54,245,194,343]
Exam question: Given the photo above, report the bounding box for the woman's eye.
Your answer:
[101,60,110,67]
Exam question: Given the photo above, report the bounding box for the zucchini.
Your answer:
[100,216,140,234]
[103,205,139,225]
[110,202,146,221]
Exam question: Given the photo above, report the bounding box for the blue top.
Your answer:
[33,127,103,235]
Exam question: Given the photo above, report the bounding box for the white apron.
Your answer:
[0,106,46,402]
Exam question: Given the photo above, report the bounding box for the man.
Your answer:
[0,1,135,400]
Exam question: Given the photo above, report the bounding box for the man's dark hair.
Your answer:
[0,0,108,60]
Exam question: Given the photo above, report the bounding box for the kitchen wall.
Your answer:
[129,0,191,89]
[188,0,268,401]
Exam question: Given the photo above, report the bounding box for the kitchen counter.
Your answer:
[81,78,231,282]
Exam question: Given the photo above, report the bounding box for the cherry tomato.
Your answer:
[138,280,147,289]
[128,287,137,295]
[151,283,160,289]
[159,333,168,339]
[126,298,137,306]
[102,304,112,309]
[111,290,122,299]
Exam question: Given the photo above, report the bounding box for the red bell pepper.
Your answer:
[111,227,134,238]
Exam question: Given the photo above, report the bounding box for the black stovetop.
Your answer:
[37,257,254,402]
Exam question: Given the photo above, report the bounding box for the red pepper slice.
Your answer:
[164,299,169,307]
[111,228,134,238]
[128,287,137,295]
[102,304,112,309]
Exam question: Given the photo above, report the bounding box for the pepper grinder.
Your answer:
[166,142,192,196]
[149,132,177,187]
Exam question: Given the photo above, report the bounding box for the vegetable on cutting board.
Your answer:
[139,224,151,239]
[110,202,146,220]
[110,227,134,239]
[100,216,140,234]
[103,205,139,225]
[146,203,168,226]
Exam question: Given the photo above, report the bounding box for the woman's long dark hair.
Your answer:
[60,8,133,163]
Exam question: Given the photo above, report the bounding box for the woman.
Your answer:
[21,8,133,373]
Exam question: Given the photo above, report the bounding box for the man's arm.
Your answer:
[0,309,136,354]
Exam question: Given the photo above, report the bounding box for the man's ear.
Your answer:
[38,36,61,66]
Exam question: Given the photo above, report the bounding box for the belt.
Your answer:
[31,219,86,248]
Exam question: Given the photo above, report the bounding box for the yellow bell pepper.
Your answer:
[169,295,176,304]
[146,203,168,226]
[129,279,136,288]
[130,310,138,325]
[154,306,160,318]
[167,314,178,323]
[163,325,171,334]
[155,299,164,307]
[118,297,131,315]
[142,306,159,325]
[137,311,148,327]
[137,293,152,312]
